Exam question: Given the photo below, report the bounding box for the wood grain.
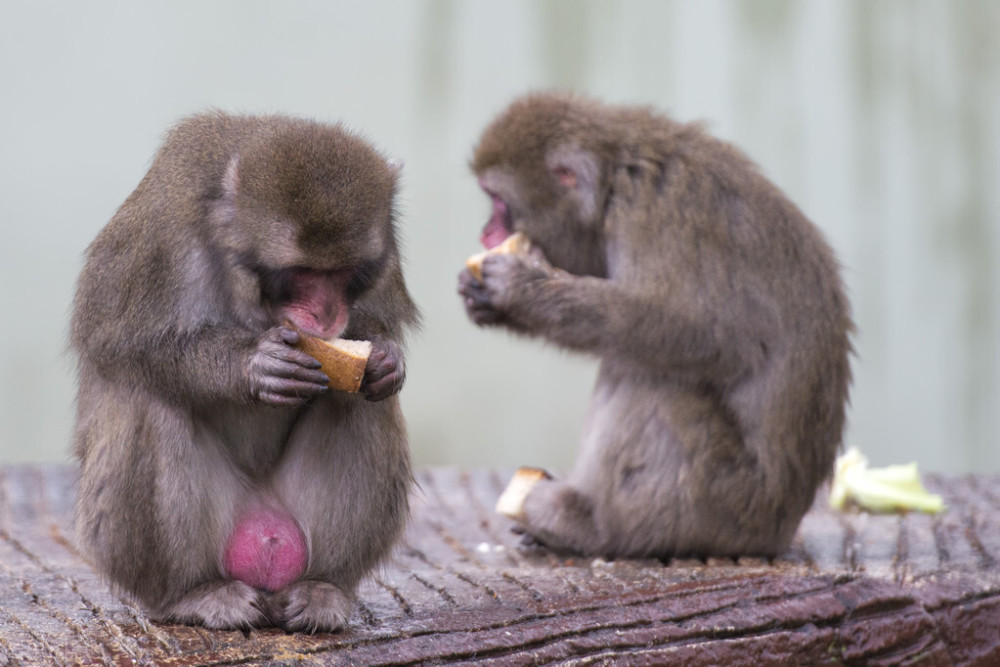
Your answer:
[0,465,997,665]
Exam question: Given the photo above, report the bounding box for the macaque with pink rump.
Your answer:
[71,112,417,632]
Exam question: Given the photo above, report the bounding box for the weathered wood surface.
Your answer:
[1,465,998,666]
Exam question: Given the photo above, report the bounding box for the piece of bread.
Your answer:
[465,232,532,281]
[294,335,372,393]
[495,467,551,520]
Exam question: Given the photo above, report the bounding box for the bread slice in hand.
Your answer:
[466,232,532,281]
[293,334,372,393]
[495,467,551,520]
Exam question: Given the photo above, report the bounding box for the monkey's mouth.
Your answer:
[480,192,512,250]
[265,268,352,340]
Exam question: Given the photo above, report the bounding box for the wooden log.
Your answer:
[0,465,997,665]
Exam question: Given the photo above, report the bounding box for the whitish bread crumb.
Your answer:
[328,338,372,358]
[465,232,532,280]
[495,467,550,519]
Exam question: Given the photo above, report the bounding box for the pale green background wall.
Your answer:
[1,1,997,473]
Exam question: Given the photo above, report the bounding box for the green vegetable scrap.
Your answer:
[829,447,944,514]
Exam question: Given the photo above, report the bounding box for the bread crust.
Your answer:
[465,232,532,281]
[495,467,552,519]
[294,334,372,393]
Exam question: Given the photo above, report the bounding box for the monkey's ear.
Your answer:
[546,145,598,192]
[546,145,601,221]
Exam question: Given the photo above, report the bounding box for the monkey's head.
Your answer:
[213,119,400,339]
[471,93,612,277]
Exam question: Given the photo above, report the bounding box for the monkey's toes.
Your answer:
[507,522,550,551]
[272,581,353,634]
[159,580,267,630]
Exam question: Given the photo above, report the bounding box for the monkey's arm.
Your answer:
[344,265,419,402]
[75,321,331,408]
[459,254,754,380]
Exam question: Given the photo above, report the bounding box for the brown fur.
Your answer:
[71,112,418,631]
[460,93,853,558]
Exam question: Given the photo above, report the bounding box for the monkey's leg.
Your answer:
[75,389,276,629]
[270,397,411,632]
[147,431,274,629]
[511,373,717,559]
[581,377,792,559]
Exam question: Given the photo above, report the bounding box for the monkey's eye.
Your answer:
[258,266,295,304]
[346,259,384,300]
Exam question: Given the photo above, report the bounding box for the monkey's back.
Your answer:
[610,103,852,487]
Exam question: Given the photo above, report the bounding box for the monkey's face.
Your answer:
[234,190,392,340]
[227,126,398,339]
[472,94,609,278]
[475,166,607,279]
[257,267,351,339]
[248,212,390,340]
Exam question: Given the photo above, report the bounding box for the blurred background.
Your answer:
[0,1,997,474]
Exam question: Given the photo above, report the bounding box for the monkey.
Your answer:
[70,111,418,632]
[458,92,853,559]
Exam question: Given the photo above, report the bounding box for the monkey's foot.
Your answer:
[158,580,266,630]
[509,523,548,550]
[511,478,603,555]
[269,580,354,633]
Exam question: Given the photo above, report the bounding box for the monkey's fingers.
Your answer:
[259,375,331,396]
[457,268,482,293]
[264,357,331,385]
[362,372,404,402]
[467,304,505,327]
[259,338,325,370]
[256,375,329,407]
[258,391,313,408]
[458,274,506,326]
[360,340,405,401]
[363,342,401,377]
[275,325,302,346]
[251,342,331,385]
[459,283,490,308]
[248,344,329,405]
[462,295,506,326]
[263,324,314,354]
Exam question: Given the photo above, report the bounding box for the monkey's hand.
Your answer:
[458,250,555,329]
[360,338,406,402]
[247,326,331,407]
